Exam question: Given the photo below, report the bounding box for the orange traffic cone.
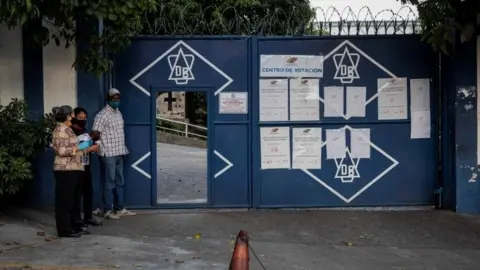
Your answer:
[229,230,250,270]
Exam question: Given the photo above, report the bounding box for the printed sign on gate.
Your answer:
[260,55,324,78]
[219,92,248,114]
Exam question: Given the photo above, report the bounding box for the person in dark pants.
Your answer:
[71,107,103,227]
[51,105,99,238]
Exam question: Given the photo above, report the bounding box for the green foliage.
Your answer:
[1,0,314,75]
[156,119,185,132]
[185,92,207,126]
[0,0,157,76]
[400,0,479,54]
[0,99,51,197]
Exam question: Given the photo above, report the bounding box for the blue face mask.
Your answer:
[108,101,120,109]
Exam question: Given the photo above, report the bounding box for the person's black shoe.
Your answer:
[58,231,82,238]
[84,218,103,226]
[74,226,90,235]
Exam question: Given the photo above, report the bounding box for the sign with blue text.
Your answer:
[260,55,324,78]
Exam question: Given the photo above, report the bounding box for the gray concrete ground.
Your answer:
[2,208,480,269]
[157,143,207,204]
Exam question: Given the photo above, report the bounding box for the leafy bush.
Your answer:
[0,99,52,197]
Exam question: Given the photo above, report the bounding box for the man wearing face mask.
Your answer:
[91,88,136,220]
[71,107,103,227]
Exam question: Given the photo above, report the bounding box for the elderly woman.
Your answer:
[51,105,99,238]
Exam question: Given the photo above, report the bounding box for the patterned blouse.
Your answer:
[52,123,84,171]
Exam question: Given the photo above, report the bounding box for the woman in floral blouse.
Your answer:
[51,105,99,238]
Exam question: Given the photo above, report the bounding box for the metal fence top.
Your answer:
[140,5,420,36]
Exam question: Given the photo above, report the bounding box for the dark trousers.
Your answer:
[81,171,94,220]
[54,170,83,234]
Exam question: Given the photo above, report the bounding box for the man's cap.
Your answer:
[108,88,121,97]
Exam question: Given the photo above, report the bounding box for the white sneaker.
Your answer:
[104,210,120,220]
[92,208,103,217]
[117,208,136,216]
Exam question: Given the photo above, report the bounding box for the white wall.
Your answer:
[42,22,77,113]
[0,26,24,106]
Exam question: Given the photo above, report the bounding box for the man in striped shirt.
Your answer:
[92,88,136,219]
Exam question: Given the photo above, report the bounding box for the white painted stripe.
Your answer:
[42,21,77,114]
[214,150,233,178]
[0,26,24,106]
[131,151,151,179]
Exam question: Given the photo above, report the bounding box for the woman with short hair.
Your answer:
[51,105,99,238]
[71,107,103,227]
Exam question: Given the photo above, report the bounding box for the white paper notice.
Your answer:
[292,128,322,169]
[410,110,431,139]
[259,79,289,122]
[377,78,408,120]
[326,128,346,159]
[410,79,430,111]
[323,86,344,117]
[260,55,324,78]
[219,92,248,114]
[289,79,320,121]
[346,86,366,117]
[260,127,291,169]
[350,128,371,158]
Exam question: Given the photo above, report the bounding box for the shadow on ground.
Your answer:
[1,208,480,269]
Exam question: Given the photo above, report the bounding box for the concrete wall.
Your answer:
[0,23,103,207]
[157,131,207,149]
[0,24,77,111]
[42,22,77,113]
[0,26,24,105]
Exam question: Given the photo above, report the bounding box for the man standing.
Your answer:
[92,88,136,219]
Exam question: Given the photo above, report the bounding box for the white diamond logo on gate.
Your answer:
[303,126,399,203]
[301,40,402,203]
[320,40,401,121]
[168,48,195,85]
[333,47,360,84]
[334,148,360,183]
[129,40,233,97]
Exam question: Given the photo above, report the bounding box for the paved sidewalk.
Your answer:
[157,143,207,204]
[1,208,480,269]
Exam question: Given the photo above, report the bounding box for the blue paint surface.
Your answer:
[453,36,480,214]
[252,36,437,207]
[29,34,480,211]
[114,37,250,208]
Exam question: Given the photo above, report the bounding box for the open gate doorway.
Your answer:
[153,89,210,205]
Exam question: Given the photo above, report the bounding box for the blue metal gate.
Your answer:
[113,35,437,209]
[252,36,437,208]
[114,38,251,208]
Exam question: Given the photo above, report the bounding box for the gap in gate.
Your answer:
[155,90,209,204]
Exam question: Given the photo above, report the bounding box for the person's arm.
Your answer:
[91,114,105,141]
[90,131,100,141]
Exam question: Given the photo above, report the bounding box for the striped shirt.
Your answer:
[52,123,84,171]
[92,105,129,157]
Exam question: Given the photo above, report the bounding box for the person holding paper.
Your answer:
[51,106,99,238]
[71,107,103,227]
[91,88,136,220]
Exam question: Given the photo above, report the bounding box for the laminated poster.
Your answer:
[260,127,291,169]
[292,128,322,169]
[289,79,320,121]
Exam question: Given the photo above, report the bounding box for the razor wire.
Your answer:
[140,5,421,36]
